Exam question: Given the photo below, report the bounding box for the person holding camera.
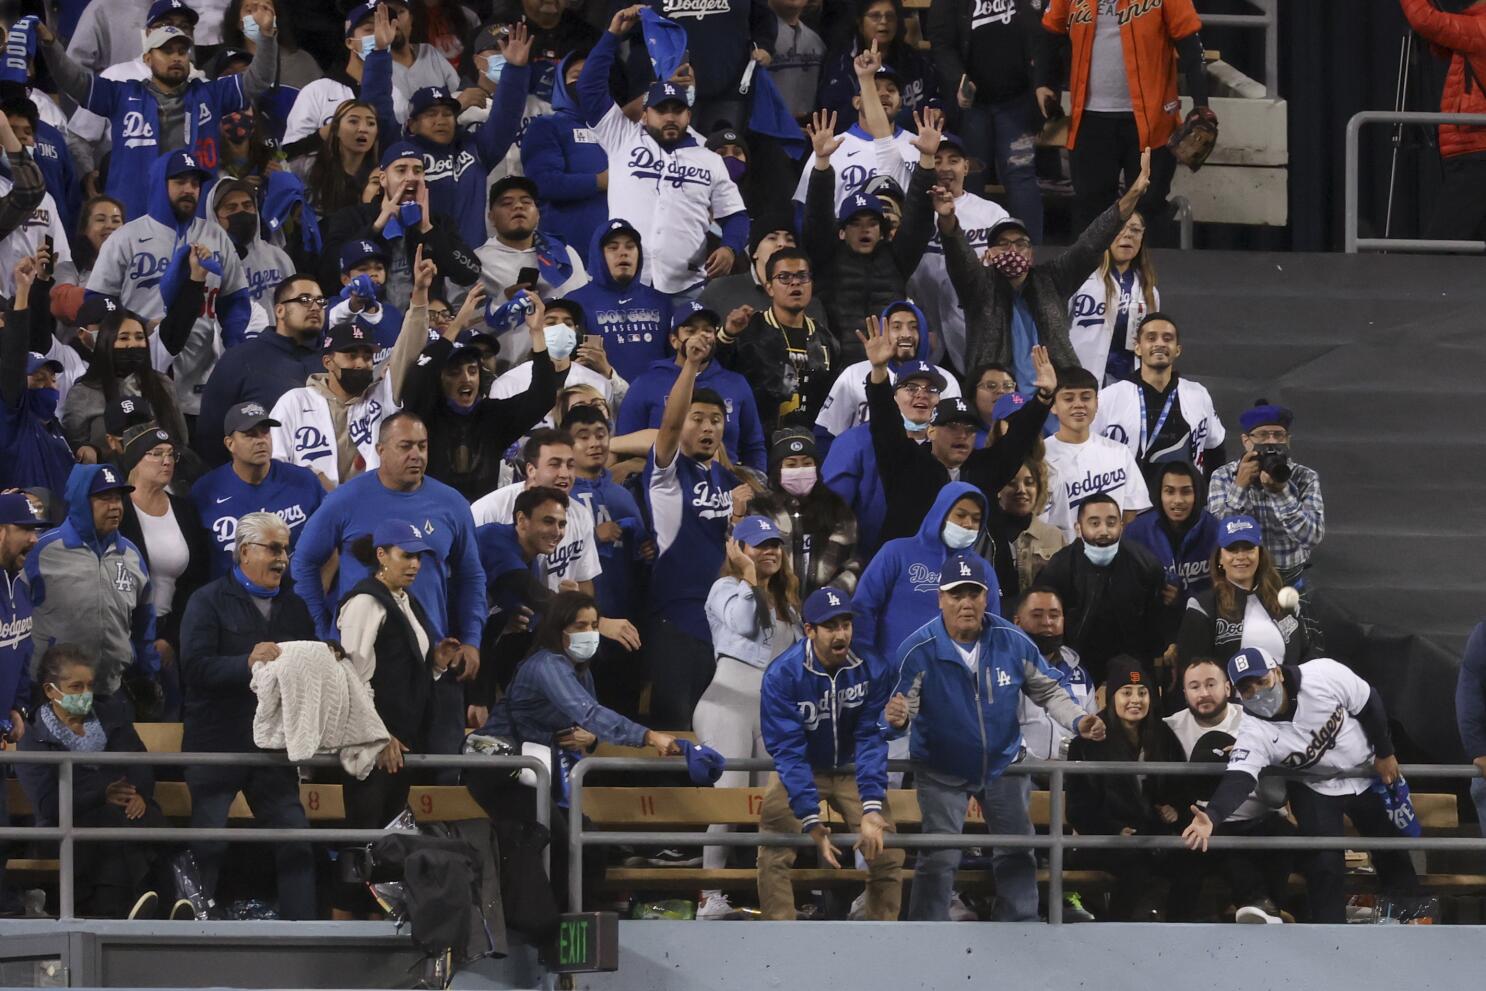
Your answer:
[1206,401,1324,642]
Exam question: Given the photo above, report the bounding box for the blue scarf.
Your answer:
[233,565,281,599]
[40,705,108,753]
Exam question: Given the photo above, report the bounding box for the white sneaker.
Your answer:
[948,892,978,922]
[1235,902,1283,924]
[848,892,868,921]
[696,893,741,920]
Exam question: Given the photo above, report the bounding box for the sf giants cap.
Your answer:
[1227,646,1279,686]
[939,551,989,591]
[323,322,375,353]
[803,587,853,625]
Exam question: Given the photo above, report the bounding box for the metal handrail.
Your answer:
[567,756,1486,923]
[0,750,549,921]
[1198,0,1278,98]
[1345,110,1486,254]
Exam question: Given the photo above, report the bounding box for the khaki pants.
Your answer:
[756,772,905,921]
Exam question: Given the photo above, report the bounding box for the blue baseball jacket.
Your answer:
[852,482,997,661]
[522,52,609,251]
[1123,507,1219,604]
[616,358,768,472]
[886,610,1085,788]
[760,638,890,829]
[0,568,36,738]
[820,422,886,556]
[566,219,673,382]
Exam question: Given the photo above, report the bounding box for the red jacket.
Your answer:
[1400,0,1486,159]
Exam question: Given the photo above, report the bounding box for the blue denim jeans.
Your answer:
[908,769,1038,921]
[959,93,1045,245]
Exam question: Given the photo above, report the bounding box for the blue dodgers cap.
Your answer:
[340,238,388,272]
[671,299,721,333]
[25,352,63,375]
[1239,401,1293,433]
[0,492,48,527]
[837,190,884,226]
[598,217,641,247]
[991,391,1026,421]
[803,587,853,625]
[937,132,969,157]
[147,0,199,28]
[88,464,135,496]
[939,551,990,591]
[372,518,432,555]
[409,85,460,118]
[164,149,211,181]
[645,81,689,109]
[894,359,946,393]
[732,514,782,547]
[683,742,726,785]
[1227,646,1279,686]
[379,140,425,170]
[856,63,902,91]
[1217,514,1263,549]
[345,0,407,36]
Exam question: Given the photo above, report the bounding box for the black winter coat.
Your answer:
[1066,718,1184,836]
[1036,540,1168,684]
[1176,584,1314,671]
[16,697,153,826]
[119,492,211,651]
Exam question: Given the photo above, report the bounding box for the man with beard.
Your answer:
[575,5,748,297]
[1015,587,1098,761]
[1093,314,1228,481]
[269,249,433,490]
[1124,461,1219,642]
[84,151,252,422]
[35,10,280,221]
[23,464,161,698]
[196,274,327,463]
[1036,493,1167,686]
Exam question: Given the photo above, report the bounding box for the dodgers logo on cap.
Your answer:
[1227,518,1252,536]
[104,298,117,312]
[664,83,678,97]
[182,153,196,168]
[855,195,869,208]
[409,523,422,540]
[958,559,971,577]
[102,467,118,483]
[352,327,365,339]
[826,591,841,606]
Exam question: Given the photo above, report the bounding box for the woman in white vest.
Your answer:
[1067,212,1160,385]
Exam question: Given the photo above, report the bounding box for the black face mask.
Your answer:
[1032,633,1064,657]
[336,366,374,397]
[112,348,148,378]
[225,212,257,256]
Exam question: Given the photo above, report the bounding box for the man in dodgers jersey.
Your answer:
[643,327,738,730]
[1041,365,1150,541]
[1184,647,1419,923]
[575,6,749,296]
[791,61,919,213]
[189,402,324,578]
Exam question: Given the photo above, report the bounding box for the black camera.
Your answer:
[1253,443,1292,484]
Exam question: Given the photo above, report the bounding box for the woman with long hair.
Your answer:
[989,457,1066,600]
[1177,513,1314,675]
[60,310,187,462]
[1067,656,1185,920]
[746,431,862,597]
[50,196,125,330]
[1068,210,1161,385]
[694,514,802,919]
[287,99,380,220]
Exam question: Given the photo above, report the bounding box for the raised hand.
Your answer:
[187,243,212,282]
[928,184,956,218]
[12,255,36,295]
[608,4,645,36]
[855,313,896,370]
[910,108,943,157]
[807,110,844,162]
[250,2,277,38]
[373,1,396,51]
[1029,344,1055,396]
[1131,147,1152,198]
[726,538,758,586]
[454,283,487,334]
[503,20,532,66]
[853,40,884,79]
[411,243,437,291]
[724,304,754,337]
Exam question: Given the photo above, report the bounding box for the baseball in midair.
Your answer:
[1278,587,1300,613]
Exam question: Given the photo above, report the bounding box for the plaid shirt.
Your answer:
[1206,459,1325,572]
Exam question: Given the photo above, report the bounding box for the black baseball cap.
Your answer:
[224,401,280,436]
[323,322,376,353]
[930,396,983,429]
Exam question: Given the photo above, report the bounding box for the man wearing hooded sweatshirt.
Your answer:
[35,12,281,222]
[885,551,1106,921]
[1124,461,1219,640]
[208,177,291,315]
[862,317,1054,544]
[814,298,959,451]
[576,7,749,297]
[521,52,610,252]
[22,463,161,697]
[567,219,673,383]
[85,151,252,419]
[617,302,767,472]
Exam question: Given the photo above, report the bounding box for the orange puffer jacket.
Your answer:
[1400,0,1486,159]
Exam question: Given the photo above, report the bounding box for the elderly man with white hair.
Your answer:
[177,511,318,919]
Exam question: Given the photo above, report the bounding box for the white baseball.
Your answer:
[1278,587,1300,612]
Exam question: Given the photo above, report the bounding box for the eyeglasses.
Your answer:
[142,448,177,463]
[995,238,1032,250]
[771,271,813,286]
[899,383,941,398]
[977,381,1017,393]
[429,309,455,325]
[285,294,328,309]
[245,541,292,558]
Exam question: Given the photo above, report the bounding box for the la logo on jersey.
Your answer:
[997,669,1012,687]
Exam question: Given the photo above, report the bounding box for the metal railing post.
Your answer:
[1346,109,1486,253]
[531,761,552,878]
[1263,0,1278,100]
[1171,196,1194,249]
[568,758,587,912]
[1047,768,1065,927]
[58,759,75,922]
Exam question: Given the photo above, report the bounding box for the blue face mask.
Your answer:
[29,386,60,420]
[485,53,506,83]
[242,15,265,43]
[942,520,978,550]
[1082,540,1119,567]
[50,685,94,717]
[360,34,377,58]
[567,630,600,661]
[545,322,578,361]
[902,414,929,434]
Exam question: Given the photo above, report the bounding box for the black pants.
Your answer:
[185,764,315,919]
[75,801,174,918]
[644,617,716,731]
[1287,783,1418,923]
[332,766,418,913]
[465,769,602,912]
[1070,111,1179,234]
[1426,151,1486,241]
[1166,811,1296,919]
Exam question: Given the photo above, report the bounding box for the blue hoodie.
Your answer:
[566,220,673,382]
[570,471,648,623]
[31,120,80,233]
[852,482,998,661]
[759,639,891,829]
[521,52,609,251]
[1124,507,1219,605]
[616,358,768,472]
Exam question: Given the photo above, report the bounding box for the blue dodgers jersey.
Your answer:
[189,461,326,578]
[644,449,736,641]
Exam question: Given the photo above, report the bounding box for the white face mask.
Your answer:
[485,53,506,83]
[902,414,929,434]
[942,520,978,550]
[778,466,816,497]
[546,322,578,360]
[567,630,600,661]
[1082,540,1119,566]
[359,35,377,58]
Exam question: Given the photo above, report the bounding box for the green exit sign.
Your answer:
[549,912,619,973]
